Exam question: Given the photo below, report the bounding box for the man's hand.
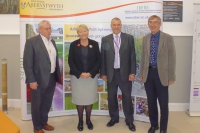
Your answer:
[101,75,107,81]
[30,82,38,90]
[129,74,135,81]
[140,76,143,81]
[169,81,174,85]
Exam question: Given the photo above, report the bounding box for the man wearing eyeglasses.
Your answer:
[23,20,61,133]
[140,15,176,133]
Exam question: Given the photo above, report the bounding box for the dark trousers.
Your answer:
[31,73,56,130]
[144,68,168,131]
[107,70,133,122]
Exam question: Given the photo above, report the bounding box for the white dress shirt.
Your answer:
[40,34,56,73]
[113,32,121,68]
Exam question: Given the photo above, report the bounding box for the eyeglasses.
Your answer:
[148,21,160,25]
[42,27,52,31]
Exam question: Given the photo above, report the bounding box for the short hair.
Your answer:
[148,15,161,23]
[76,24,89,33]
[38,20,51,28]
[111,17,121,24]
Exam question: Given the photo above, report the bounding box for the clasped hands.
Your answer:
[80,72,91,78]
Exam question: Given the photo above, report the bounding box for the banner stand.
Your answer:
[187,3,200,116]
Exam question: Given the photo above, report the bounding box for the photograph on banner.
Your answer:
[64,42,71,78]
[132,96,135,115]
[118,94,123,111]
[64,79,71,92]
[98,79,104,92]
[100,93,108,110]
[0,0,19,14]
[135,96,149,117]
[65,93,76,110]
[52,83,64,111]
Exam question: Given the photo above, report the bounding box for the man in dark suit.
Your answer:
[23,20,61,133]
[140,15,176,133]
[100,17,136,132]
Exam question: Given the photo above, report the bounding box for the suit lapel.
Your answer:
[158,31,164,55]
[147,34,151,57]
[37,35,50,61]
[108,34,115,52]
[76,39,83,63]
[120,32,125,52]
[87,39,92,63]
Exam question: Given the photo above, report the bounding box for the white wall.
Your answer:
[0,15,20,35]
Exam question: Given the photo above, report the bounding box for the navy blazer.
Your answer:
[68,38,101,78]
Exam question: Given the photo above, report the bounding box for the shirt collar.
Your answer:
[151,30,160,37]
[40,34,51,42]
[113,32,121,38]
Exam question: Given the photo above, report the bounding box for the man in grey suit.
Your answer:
[100,17,136,132]
[23,20,61,133]
[140,15,176,133]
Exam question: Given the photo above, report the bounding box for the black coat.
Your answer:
[68,38,101,78]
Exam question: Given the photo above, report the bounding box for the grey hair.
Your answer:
[148,15,161,23]
[38,20,51,28]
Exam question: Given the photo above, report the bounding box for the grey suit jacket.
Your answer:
[139,31,176,86]
[23,35,61,88]
[100,32,136,83]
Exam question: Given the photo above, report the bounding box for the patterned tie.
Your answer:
[114,35,120,68]
[150,35,156,65]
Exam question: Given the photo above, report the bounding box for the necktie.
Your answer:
[114,35,120,68]
[115,35,119,47]
[150,35,156,65]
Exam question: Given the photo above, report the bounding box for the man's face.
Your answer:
[111,19,122,34]
[38,23,52,39]
[148,18,161,34]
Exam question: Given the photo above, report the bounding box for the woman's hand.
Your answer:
[80,72,91,78]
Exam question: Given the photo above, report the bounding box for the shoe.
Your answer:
[106,119,119,127]
[42,124,54,131]
[160,130,167,133]
[77,120,83,131]
[148,125,159,133]
[33,129,44,133]
[86,120,93,130]
[126,122,136,132]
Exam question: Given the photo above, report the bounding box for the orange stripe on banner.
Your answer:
[20,1,161,18]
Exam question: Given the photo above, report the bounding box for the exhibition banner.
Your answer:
[188,3,200,116]
[20,0,162,121]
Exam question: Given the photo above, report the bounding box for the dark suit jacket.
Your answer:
[23,35,61,88]
[100,32,136,82]
[68,38,101,78]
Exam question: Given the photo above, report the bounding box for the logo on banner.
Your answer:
[21,2,27,9]
[20,1,63,11]
[193,88,199,96]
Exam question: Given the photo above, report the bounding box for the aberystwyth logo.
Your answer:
[20,1,63,11]
[21,2,27,9]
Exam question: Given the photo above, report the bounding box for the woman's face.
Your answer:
[78,28,89,40]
